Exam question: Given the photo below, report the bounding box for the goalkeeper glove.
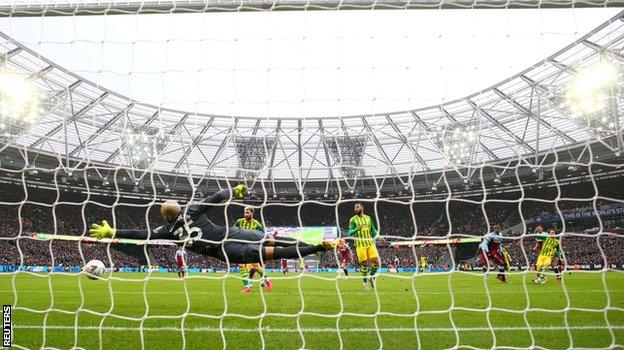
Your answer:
[89,220,116,239]
[233,184,247,199]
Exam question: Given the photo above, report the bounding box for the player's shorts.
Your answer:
[341,257,351,264]
[356,245,379,262]
[479,249,505,266]
[177,261,186,272]
[536,255,552,267]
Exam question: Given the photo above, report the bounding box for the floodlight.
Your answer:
[435,123,479,165]
[0,69,39,122]
[565,61,618,116]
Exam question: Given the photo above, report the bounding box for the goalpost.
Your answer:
[0,2,623,349]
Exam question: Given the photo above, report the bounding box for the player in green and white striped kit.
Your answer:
[533,227,563,284]
[233,206,272,293]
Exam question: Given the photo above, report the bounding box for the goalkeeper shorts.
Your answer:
[356,245,379,262]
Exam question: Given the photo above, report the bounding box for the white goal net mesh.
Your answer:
[0,3,623,349]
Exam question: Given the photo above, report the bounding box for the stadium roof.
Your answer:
[0,10,623,184]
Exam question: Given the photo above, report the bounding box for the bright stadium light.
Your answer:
[0,69,39,123]
[124,127,170,168]
[434,122,479,165]
[565,61,618,116]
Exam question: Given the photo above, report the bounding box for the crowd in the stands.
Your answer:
[0,178,622,271]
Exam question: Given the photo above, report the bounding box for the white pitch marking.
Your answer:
[0,289,622,296]
[11,325,624,333]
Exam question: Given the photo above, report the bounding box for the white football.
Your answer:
[84,260,106,280]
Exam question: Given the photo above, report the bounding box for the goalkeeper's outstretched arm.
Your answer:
[189,184,247,215]
[89,220,173,240]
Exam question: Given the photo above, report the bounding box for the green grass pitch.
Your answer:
[1,271,623,349]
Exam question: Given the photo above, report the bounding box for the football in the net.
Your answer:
[84,260,105,280]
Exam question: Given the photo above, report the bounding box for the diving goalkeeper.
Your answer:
[89,184,336,263]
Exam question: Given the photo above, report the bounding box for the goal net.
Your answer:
[0,3,623,349]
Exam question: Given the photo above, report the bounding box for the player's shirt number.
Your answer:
[172,219,203,246]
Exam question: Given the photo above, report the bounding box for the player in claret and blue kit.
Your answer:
[477,225,507,282]
[392,256,400,273]
[337,239,352,279]
[175,247,187,278]
[89,184,336,265]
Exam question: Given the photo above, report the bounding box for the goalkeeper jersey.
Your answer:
[115,189,232,252]
[348,214,378,248]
